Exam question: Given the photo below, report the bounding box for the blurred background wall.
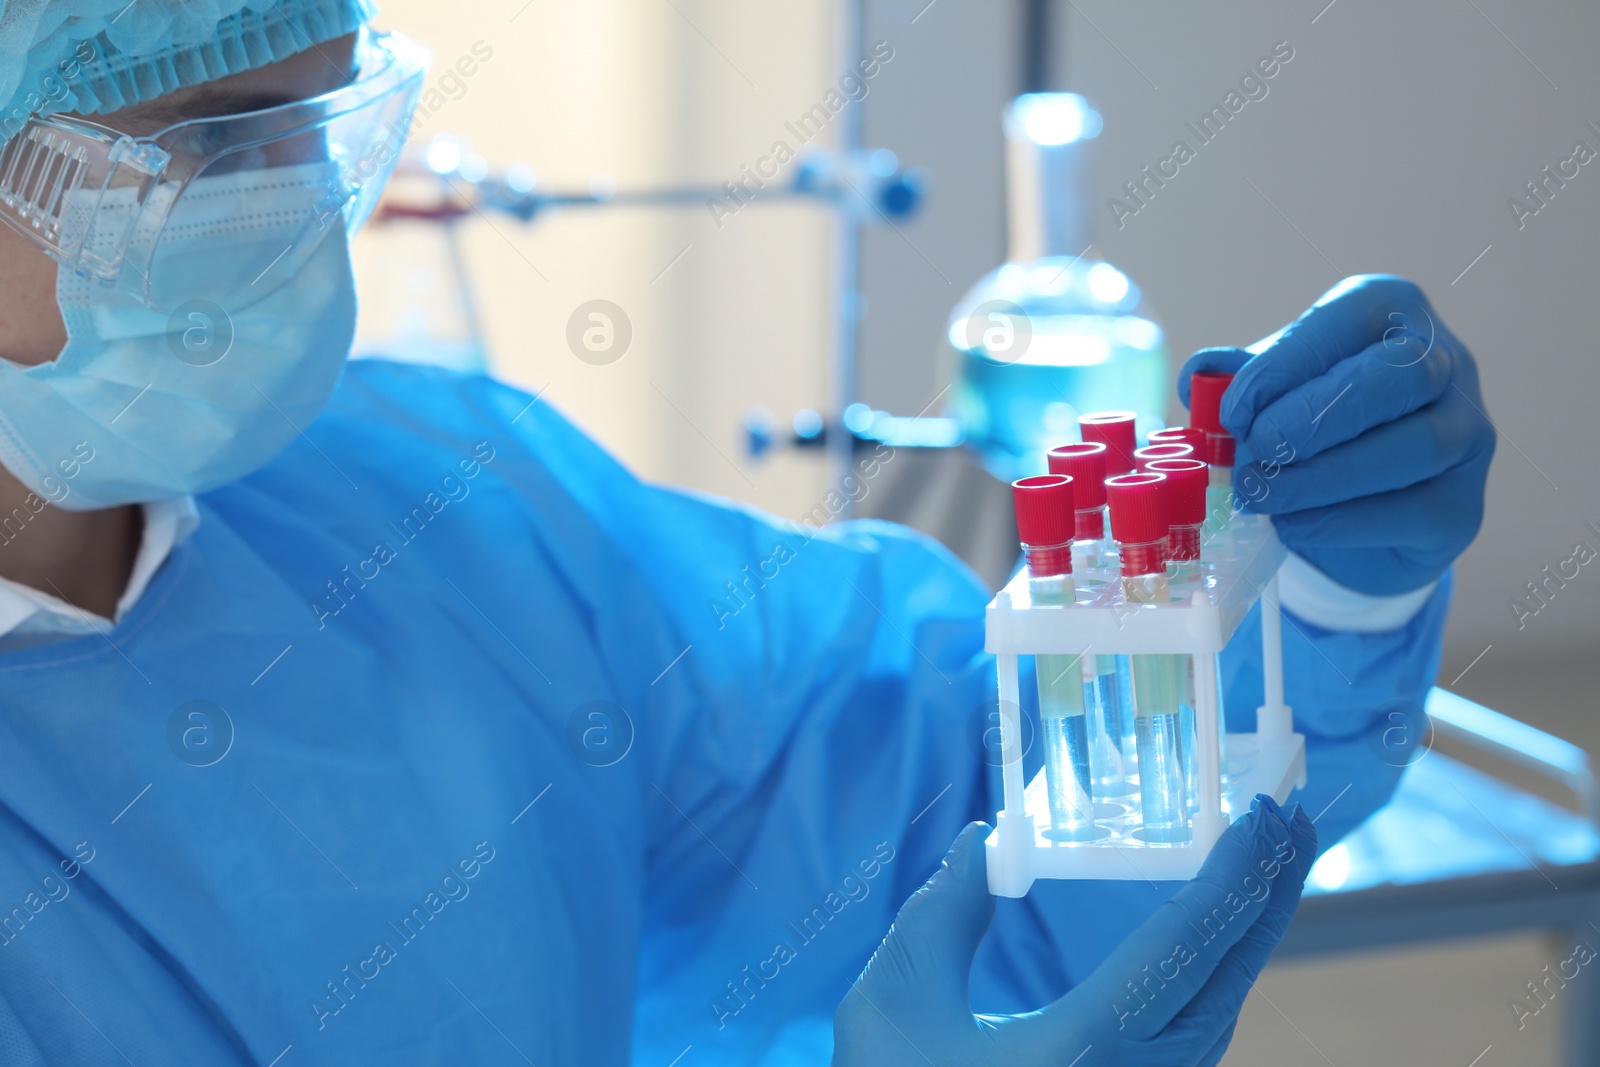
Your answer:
[354,1,838,525]
[352,2,1597,1063]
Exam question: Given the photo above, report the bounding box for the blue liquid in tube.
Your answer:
[1084,658,1130,796]
[1096,654,1137,775]
[1037,651,1096,839]
[1132,652,1193,843]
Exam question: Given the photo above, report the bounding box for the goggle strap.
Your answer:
[0,122,168,281]
[0,128,86,244]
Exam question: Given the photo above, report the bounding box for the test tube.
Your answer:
[1149,454,1245,785]
[1144,457,1208,582]
[1147,456,1215,801]
[1133,442,1196,471]
[1048,441,1135,782]
[1078,410,1138,476]
[1047,441,1111,569]
[1188,372,1237,534]
[1012,475,1098,840]
[1072,416,1143,777]
[1101,654,1136,780]
[1106,472,1194,843]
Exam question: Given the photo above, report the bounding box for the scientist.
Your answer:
[0,2,1492,1065]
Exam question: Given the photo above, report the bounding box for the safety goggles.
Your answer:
[0,28,426,311]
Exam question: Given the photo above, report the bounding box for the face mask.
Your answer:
[0,162,358,511]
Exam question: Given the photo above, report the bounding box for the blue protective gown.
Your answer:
[0,361,1446,1065]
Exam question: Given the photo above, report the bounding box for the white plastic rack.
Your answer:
[985,513,1305,895]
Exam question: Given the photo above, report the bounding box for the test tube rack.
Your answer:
[984,513,1305,894]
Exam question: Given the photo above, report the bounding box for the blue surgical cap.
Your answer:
[0,0,376,144]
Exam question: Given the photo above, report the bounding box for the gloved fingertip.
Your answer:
[951,821,990,855]
[934,822,992,887]
[1250,792,1286,826]
[1215,803,1284,859]
[1246,803,1292,861]
[1176,347,1252,407]
[1287,803,1318,853]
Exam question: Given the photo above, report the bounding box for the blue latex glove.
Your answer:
[833,796,1318,1067]
[1178,275,1495,596]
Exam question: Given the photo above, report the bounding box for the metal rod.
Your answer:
[1022,0,1053,93]
[828,0,865,513]
[441,221,486,365]
[518,186,823,210]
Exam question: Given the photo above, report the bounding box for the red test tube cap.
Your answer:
[1046,442,1107,509]
[1148,426,1207,453]
[1105,472,1169,545]
[1145,458,1208,526]
[1189,372,1233,434]
[1012,474,1076,548]
[1189,372,1237,466]
[1078,411,1138,475]
[1133,442,1195,471]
